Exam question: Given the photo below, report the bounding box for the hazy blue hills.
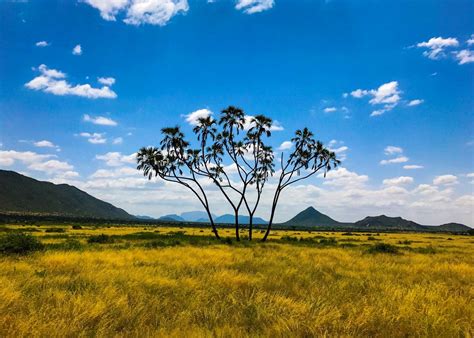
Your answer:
[0,170,134,220]
[214,214,268,225]
[158,214,185,222]
[157,212,268,224]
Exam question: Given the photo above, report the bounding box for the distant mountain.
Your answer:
[281,206,471,232]
[214,214,268,224]
[282,206,341,227]
[135,215,155,220]
[180,211,216,222]
[354,215,424,231]
[158,214,185,222]
[0,170,134,219]
[432,223,472,232]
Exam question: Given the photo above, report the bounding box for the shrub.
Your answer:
[318,237,337,246]
[45,228,66,233]
[72,225,82,230]
[367,243,399,254]
[281,235,298,242]
[398,240,412,245]
[62,239,83,250]
[0,233,44,255]
[87,234,114,244]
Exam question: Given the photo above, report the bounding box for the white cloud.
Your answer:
[454,49,474,65]
[384,146,403,155]
[90,166,138,179]
[408,99,424,106]
[369,81,401,105]
[403,164,424,170]
[33,140,55,148]
[184,108,213,126]
[28,160,74,174]
[318,167,368,188]
[417,37,459,60]
[327,140,348,161]
[82,0,130,21]
[380,156,409,165]
[98,77,116,86]
[113,137,123,145]
[278,141,292,151]
[235,0,274,14]
[78,132,107,144]
[33,140,61,151]
[323,107,337,113]
[0,150,55,167]
[433,174,458,186]
[350,81,401,117]
[467,34,474,46]
[72,44,82,55]
[383,176,414,186]
[96,152,136,166]
[124,0,189,25]
[270,121,284,131]
[35,41,49,47]
[25,64,117,99]
[242,115,283,132]
[83,114,118,126]
[83,0,189,26]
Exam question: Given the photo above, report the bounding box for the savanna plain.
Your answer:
[0,224,473,337]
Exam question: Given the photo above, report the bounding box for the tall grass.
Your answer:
[0,228,473,336]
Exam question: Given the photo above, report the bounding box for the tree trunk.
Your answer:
[248,214,253,241]
[262,191,280,242]
[206,209,220,239]
[234,212,240,241]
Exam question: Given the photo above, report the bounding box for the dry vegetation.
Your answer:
[0,224,473,337]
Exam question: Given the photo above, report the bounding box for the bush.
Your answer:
[318,237,337,246]
[0,233,44,255]
[367,236,377,241]
[72,225,82,230]
[367,243,399,254]
[62,239,83,250]
[87,234,114,244]
[45,228,66,233]
[398,240,412,245]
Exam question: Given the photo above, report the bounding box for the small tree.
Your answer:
[137,106,339,241]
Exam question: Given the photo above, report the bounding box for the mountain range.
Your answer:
[0,170,133,219]
[158,212,267,224]
[282,206,471,232]
[0,170,470,232]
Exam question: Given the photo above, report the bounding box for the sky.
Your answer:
[0,0,473,225]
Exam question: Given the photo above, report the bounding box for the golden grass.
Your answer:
[0,225,473,337]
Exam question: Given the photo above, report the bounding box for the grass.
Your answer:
[0,224,473,336]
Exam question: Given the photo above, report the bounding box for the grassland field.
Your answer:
[0,223,473,337]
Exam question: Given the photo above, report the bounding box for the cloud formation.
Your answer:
[25,65,117,99]
[35,41,49,47]
[350,81,401,117]
[83,0,189,26]
[417,37,459,60]
[72,44,82,55]
[78,132,107,144]
[235,0,274,14]
[83,114,118,126]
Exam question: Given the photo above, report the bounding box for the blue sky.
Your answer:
[0,0,473,225]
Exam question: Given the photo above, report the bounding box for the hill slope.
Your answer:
[0,170,134,219]
[354,215,424,231]
[282,206,341,227]
[214,214,268,225]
